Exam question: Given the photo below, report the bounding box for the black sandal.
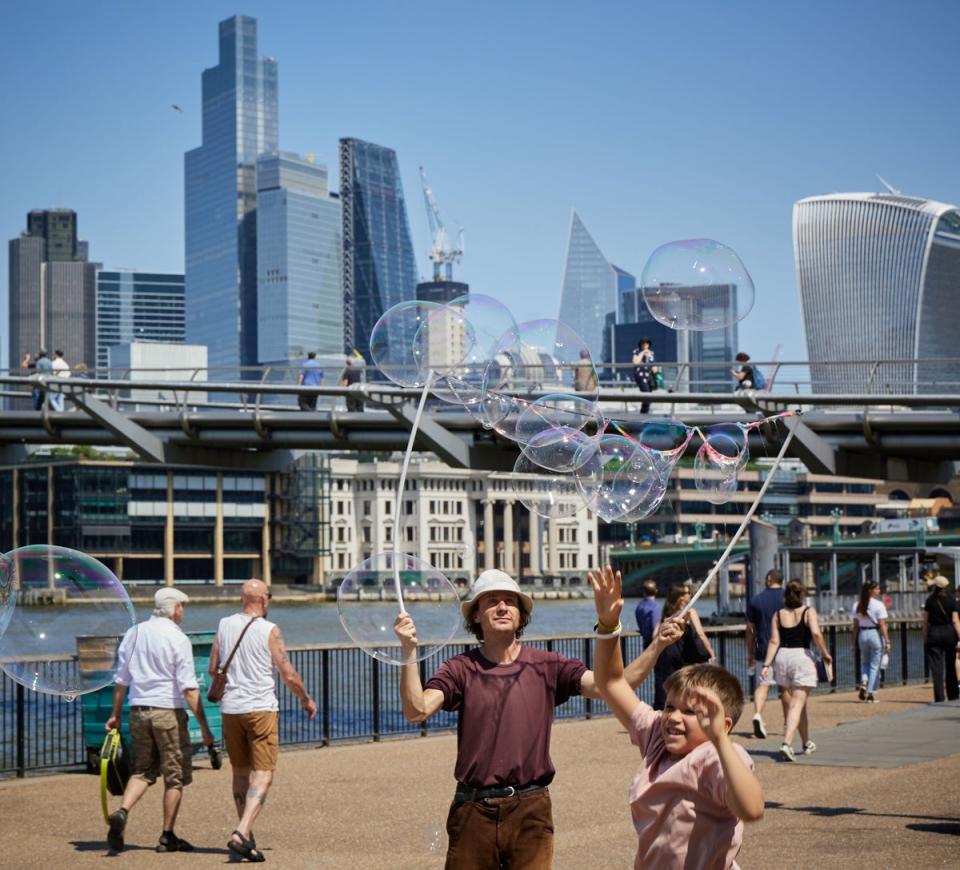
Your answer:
[157,831,194,852]
[228,830,265,863]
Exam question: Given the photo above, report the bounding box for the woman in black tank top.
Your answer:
[759,581,833,762]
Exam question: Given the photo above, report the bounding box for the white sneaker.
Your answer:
[752,714,767,739]
[803,740,817,755]
[780,743,796,762]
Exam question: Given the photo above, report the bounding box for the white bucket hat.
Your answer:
[155,587,189,609]
[461,569,534,620]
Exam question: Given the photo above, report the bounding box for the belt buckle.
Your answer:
[501,786,516,798]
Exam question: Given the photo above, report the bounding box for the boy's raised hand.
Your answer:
[655,616,685,648]
[688,685,730,744]
[587,564,623,629]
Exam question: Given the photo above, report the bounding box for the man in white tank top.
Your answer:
[210,578,316,862]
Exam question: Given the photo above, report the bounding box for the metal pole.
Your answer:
[16,683,25,778]
[830,552,838,616]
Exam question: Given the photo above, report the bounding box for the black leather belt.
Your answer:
[130,705,172,710]
[454,783,546,803]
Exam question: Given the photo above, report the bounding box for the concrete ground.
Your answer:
[1,685,957,868]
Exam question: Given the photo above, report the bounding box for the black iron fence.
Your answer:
[0,619,931,778]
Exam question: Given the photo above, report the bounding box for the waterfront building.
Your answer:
[107,341,208,406]
[339,138,418,361]
[185,15,278,375]
[8,209,97,376]
[794,192,960,394]
[96,271,185,371]
[558,210,625,364]
[256,151,343,370]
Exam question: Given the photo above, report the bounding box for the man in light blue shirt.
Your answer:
[297,352,324,411]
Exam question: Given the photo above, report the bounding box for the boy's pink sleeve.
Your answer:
[701,742,755,809]
[627,700,660,753]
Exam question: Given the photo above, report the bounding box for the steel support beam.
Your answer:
[784,416,836,474]
[68,391,167,462]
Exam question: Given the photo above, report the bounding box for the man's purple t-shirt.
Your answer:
[424,645,586,788]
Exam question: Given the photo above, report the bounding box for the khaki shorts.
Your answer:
[129,707,192,789]
[223,711,280,771]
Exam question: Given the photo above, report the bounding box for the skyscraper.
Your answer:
[256,151,343,367]
[185,15,278,375]
[794,192,960,394]
[558,210,619,362]
[96,271,185,370]
[8,209,97,373]
[339,138,418,360]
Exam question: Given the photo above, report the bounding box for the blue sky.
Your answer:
[2,0,958,367]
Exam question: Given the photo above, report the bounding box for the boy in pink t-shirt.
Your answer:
[589,567,764,869]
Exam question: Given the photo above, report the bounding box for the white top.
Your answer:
[114,615,198,708]
[851,598,888,628]
[51,356,70,377]
[216,613,279,714]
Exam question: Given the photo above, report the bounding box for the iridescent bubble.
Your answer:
[420,294,518,406]
[337,552,461,666]
[509,452,584,519]
[640,239,754,331]
[370,300,447,387]
[694,425,748,505]
[516,395,604,472]
[574,436,662,523]
[0,546,135,698]
[633,418,695,478]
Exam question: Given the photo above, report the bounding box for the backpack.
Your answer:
[751,367,766,390]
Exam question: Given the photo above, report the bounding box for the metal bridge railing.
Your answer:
[0,618,932,778]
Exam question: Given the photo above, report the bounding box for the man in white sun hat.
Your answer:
[394,567,682,869]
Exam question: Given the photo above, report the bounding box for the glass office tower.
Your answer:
[558,210,620,362]
[795,192,960,394]
[339,138,418,360]
[96,271,185,370]
[185,15,278,375]
[256,151,343,368]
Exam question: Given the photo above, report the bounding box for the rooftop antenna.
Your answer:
[876,174,901,195]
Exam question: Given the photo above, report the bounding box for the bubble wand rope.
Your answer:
[391,372,436,615]
[677,421,797,620]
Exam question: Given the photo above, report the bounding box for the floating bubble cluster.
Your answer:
[0,545,135,699]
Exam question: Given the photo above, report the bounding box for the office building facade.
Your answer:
[8,209,97,375]
[185,15,278,375]
[256,151,343,369]
[339,138,418,360]
[558,210,621,363]
[96,271,185,370]
[794,192,960,393]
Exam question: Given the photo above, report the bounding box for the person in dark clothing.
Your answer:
[634,580,662,647]
[652,584,715,709]
[632,337,655,413]
[731,352,755,391]
[923,576,960,702]
[338,357,364,412]
[744,569,785,738]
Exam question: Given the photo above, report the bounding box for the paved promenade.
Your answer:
[2,685,958,868]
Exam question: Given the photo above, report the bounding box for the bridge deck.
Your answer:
[2,684,957,868]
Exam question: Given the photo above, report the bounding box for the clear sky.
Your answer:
[2,0,958,367]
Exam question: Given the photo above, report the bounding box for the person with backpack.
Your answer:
[634,580,662,648]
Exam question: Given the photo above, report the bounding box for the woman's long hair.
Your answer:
[856,581,879,617]
[662,584,690,619]
[784,580,805,609]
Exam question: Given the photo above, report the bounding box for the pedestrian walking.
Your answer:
[50,348,70,411]
[297,351,323,411]
[851,580,890,702]
[573,348,598,392]
[34,349,52,410]
[761,580,832,761]
[745,569,785,738]
[392,568,662,869]
[923,575,960,702]
[338,356,364,412]
[633,579,662,648]
[652,583,715,709]
[211,578,317,863]
[632,337,655,413]
[105,588,215,853]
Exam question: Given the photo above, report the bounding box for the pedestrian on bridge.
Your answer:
[922,575,960,703]
[296,351,324,411]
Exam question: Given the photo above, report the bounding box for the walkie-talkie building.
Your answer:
[794,192,960,394]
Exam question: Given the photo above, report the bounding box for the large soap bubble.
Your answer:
[370,300,447,387]
[516,394,604,472]
[694,423,749,505]
[338,552,461,666]
[632,418,695,479]
[509,453,584,519]
[419,294,519,406]
[640,239,754,330]
[575,436,663,523]
[0,546,135,699]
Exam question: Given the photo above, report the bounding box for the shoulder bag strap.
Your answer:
[217,616,259,675]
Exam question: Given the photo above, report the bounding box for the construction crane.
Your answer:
[419,166,464,282]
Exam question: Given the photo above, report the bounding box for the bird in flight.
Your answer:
[171,104,183,113]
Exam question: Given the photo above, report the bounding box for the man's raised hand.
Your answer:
[587,564,623,629]
[394,613,418,649]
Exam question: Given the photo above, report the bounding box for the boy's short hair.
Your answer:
[663,664,745,727]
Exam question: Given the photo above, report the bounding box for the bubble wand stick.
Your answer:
[677,421,797,620]
[390,372,436,616]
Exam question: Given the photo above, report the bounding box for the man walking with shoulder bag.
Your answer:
[211,578,317,862]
